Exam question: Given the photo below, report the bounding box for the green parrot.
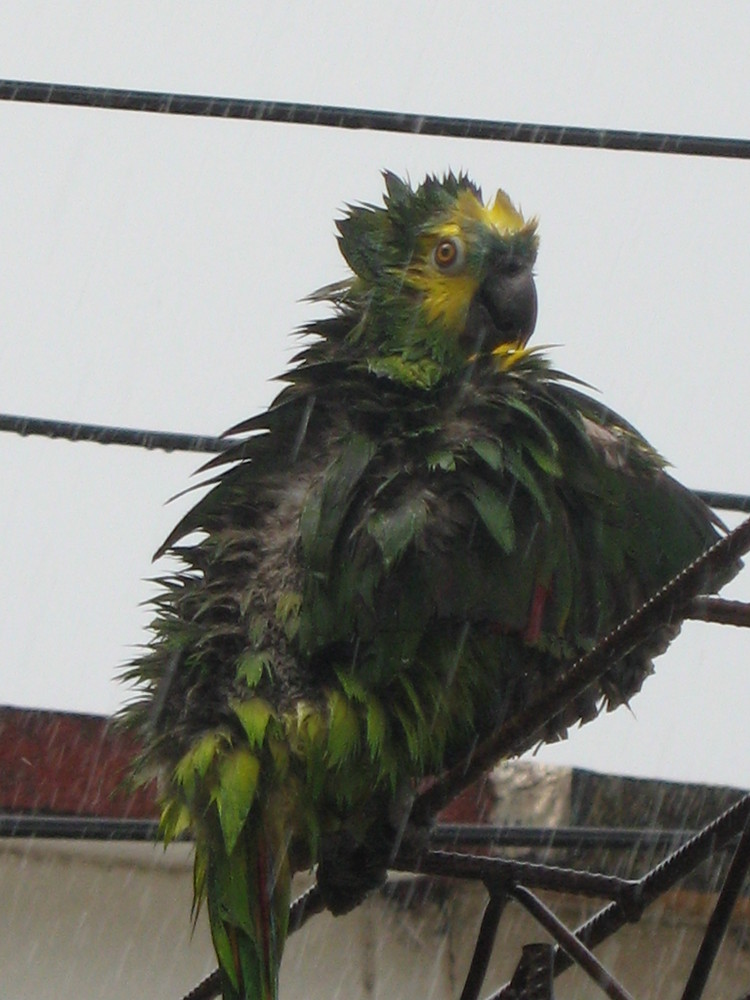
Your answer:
[120,172,733,1000]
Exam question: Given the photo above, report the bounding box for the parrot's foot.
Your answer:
[316,799,433,917]
[316,829,390,915]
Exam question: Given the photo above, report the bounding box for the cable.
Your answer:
[2,410,748,513]
[693,492,750,515]
[1,79,749,159]
[0,412,228,454]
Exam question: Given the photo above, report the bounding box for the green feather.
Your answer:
[118,172,738,1000]
[367,491,430,570]
[326,690,361,766]
[232,699,274,749]
[468,477,516,552]
[215,750,260,854]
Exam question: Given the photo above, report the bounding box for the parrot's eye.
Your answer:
[432,237,465,273]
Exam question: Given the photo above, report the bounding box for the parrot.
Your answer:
[119,172,735,1000]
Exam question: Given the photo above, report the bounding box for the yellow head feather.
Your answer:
[451,188,534,237]
[402,187,537,331]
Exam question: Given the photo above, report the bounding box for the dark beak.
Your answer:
[463,266,538,351]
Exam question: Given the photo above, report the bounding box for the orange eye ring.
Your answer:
[432,237,465,273]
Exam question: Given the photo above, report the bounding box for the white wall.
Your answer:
[2,837,748,999]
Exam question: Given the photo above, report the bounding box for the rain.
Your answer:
[2,4,750,999]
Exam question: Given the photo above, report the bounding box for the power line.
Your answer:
[697,492,750,515]
[1,78,749,159]
[1,410,748,513]
[0,412,229,454]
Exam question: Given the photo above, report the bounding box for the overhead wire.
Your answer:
[0,411,227,455]
[1,410,748,513]
[1,78,750,159]
[1,78,748,512]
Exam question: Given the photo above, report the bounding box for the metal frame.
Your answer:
[2,74,750,1000]
[4,519,746,1000]
[170,790,750,1000]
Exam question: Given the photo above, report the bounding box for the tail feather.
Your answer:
[206,820,291,1000]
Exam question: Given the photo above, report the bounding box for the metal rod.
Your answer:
[510,886,635,1000]
[431,824,694,851]
[0,814,160,840]
[397,848,636,902]
[680,809,750,1000]
[506,943,556,999]
[687,597,750,628]
[413,517,750,824]
[459,889,509,1000]
[0,812,703,852]
[489,793,750,998]
[180,970,220,1000]
[555,794,750,975]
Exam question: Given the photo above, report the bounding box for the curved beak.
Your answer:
[463,266,538,351]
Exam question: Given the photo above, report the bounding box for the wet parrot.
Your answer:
[120,172,733,1000]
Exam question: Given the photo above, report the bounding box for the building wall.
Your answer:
[2,837,749,1000]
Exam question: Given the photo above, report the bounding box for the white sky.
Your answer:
[1,2,749,788]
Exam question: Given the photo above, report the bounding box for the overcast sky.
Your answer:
[1,3,749,788]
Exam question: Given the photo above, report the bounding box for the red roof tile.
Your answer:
[0,705,491,823]
[0,706,157,818]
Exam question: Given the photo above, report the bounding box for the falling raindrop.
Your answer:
[445,620,471,695]
[291,395,316,464]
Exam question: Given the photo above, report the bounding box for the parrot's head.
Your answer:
[334,172,539,380]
